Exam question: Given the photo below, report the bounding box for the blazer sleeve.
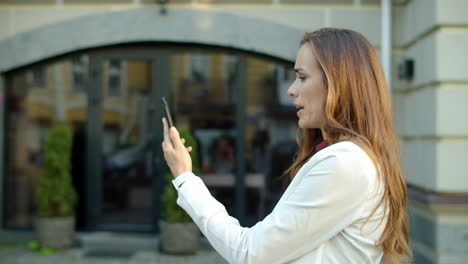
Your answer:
[172,151,372,264]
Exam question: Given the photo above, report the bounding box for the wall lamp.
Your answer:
[156,0,170,15]
[398,59,414,81]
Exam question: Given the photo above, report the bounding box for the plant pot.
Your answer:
[159,220,200,254]
[35,216,75,249]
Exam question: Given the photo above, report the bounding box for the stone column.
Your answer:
[393,0,468,263]
[0,74,4,229]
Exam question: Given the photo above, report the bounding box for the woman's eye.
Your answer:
[298,76,306,81]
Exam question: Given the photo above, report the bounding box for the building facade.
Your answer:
[0,0,467,263]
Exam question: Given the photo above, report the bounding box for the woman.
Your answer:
[162,28,410,264]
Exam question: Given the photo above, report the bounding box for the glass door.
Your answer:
[168,50,247,223]
[99,59,155,227]
[87,52,168,231]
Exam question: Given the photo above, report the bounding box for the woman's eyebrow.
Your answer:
[294,68,306,73]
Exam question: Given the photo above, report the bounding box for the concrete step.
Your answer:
[77,232,159,253]
[0,230,35,244]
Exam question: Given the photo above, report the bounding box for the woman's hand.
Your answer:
[161,118,193,178]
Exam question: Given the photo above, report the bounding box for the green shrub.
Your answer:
[162,129,200,223]
[36,126,77,217]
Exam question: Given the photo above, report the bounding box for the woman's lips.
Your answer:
[294,104,304,117]
[297,109,304,117]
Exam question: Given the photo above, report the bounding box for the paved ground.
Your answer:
[0,240,228,264]
[0,230,229,264]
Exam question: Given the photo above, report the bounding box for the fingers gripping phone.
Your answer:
[162,97,175,128]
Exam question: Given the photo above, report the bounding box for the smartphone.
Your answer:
[162,97,175,128]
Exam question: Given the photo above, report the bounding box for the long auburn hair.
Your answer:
[283,28,410,263]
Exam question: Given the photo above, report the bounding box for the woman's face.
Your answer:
[287,44,327,129]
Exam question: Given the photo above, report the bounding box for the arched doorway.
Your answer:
[1,8,302,232]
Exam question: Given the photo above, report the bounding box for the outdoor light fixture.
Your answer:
[398,59,414,80]
[156,0,170,15]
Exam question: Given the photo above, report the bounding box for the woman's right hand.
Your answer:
[161,118,193,178]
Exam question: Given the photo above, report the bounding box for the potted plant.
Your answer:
[159,129,201,255]
[35,125,77,249]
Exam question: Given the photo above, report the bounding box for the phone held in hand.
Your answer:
[162,97,175,128]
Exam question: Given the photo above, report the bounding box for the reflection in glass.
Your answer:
[100,60,154,226]
[244,57,297,223]
[5,56,89,228]
[171,51,297,226]
[108,59,122,97]
[171,51,238,216]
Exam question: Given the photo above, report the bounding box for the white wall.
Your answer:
[0,2,382,45]
[393,0,468,263]
[393,0,468,193]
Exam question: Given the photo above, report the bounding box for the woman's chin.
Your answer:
[298,119,306,129]
[298,120,318,129]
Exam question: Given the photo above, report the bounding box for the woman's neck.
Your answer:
[320,128,327,141]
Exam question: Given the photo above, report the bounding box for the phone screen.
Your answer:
[162,97,174,128]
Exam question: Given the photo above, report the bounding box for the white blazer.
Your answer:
[172,141,387,264]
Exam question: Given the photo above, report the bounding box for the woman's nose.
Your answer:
[287,85,297,98]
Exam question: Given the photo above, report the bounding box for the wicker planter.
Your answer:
[159,220,200,254]
[35,216,75,249]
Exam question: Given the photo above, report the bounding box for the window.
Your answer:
[72,57,85,92]
[274,64,295,106]
[32,66,46,89]
[224,55,239,102]
[108,59,121,96]
[5,57,89,229]
[188,54,209,82]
